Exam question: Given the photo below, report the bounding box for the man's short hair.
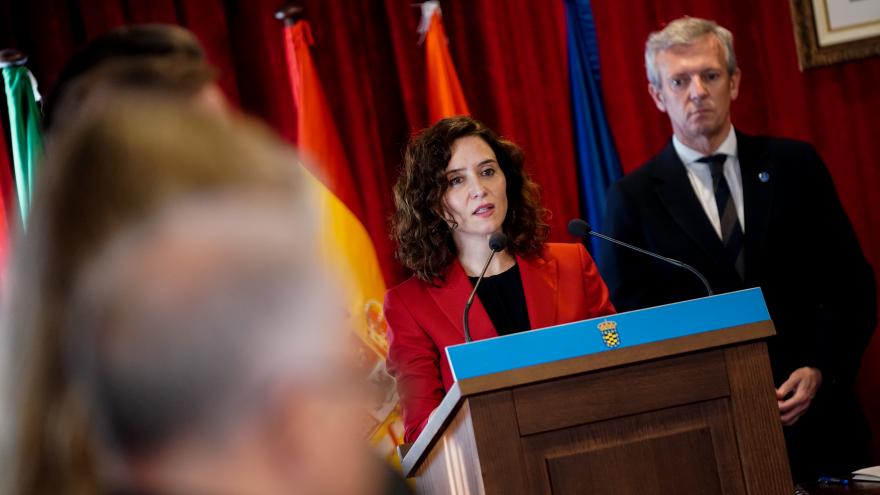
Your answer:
[44,24,212,131]
[645,16,737,88]
[63,193,333,457]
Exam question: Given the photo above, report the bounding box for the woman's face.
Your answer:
[442,135,508,246]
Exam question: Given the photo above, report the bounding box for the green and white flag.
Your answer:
[2,63,43,226]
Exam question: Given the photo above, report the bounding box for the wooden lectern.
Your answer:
[400,289,792,494]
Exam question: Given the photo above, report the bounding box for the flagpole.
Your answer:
[274,4,304,26]
[0,49,28,69]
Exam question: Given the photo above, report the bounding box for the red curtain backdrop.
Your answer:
[0,0,582,285]
[2,0,878,458]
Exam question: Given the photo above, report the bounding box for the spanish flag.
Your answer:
[282,20,404,462]
[420,1,470,122]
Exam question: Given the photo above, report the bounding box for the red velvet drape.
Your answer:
[0,0,582,286]
[2,0,878,458]
[590,0,880,459]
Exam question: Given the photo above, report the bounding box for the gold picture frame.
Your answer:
[790,0,880,70]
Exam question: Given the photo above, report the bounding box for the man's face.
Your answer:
[648,35,741,147]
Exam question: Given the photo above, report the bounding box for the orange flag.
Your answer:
[283,20,404,463]
[420,1,470,122]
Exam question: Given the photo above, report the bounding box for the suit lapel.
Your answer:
[518,252,558,330]
[737,132,772,285]
[426,261,497,341]
[652,142,730,264]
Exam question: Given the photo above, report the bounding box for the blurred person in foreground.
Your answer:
[599,16,875,482]
[3,97,307,494]
[42,23,226,136]
[385,116,615,443]
[62,191,404,495]
[3,24,228,494]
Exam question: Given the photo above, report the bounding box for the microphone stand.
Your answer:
[463,249,500,343]
[588,230,713,296]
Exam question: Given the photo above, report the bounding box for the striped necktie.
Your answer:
[697,154,744,280]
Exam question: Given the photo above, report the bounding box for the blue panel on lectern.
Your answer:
[446,288,770,381]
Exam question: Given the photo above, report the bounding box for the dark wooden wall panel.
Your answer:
[547,427,721,494]
[520,400,748,495]
[514,350,730,435]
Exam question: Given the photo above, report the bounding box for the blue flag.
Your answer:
[565,0,622,258]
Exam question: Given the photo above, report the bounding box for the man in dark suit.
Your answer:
[599,17,876,483]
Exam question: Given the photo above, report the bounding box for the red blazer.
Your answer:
[384,242,615,442]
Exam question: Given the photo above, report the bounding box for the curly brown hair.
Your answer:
[392,116,549,283]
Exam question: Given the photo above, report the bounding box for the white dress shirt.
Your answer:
[673,127,745,239]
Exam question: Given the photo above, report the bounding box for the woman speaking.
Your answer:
[385,116,615,442]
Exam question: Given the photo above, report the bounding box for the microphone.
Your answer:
[567,218,713,297]
[463,232,509,343]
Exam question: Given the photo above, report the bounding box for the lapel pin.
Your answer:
[758,171,770,183]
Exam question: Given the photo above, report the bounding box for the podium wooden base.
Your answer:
[402,318,792,495]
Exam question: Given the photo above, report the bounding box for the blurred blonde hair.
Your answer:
[5,97,308,495]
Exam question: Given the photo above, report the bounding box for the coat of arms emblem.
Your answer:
[597,319,620,348]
